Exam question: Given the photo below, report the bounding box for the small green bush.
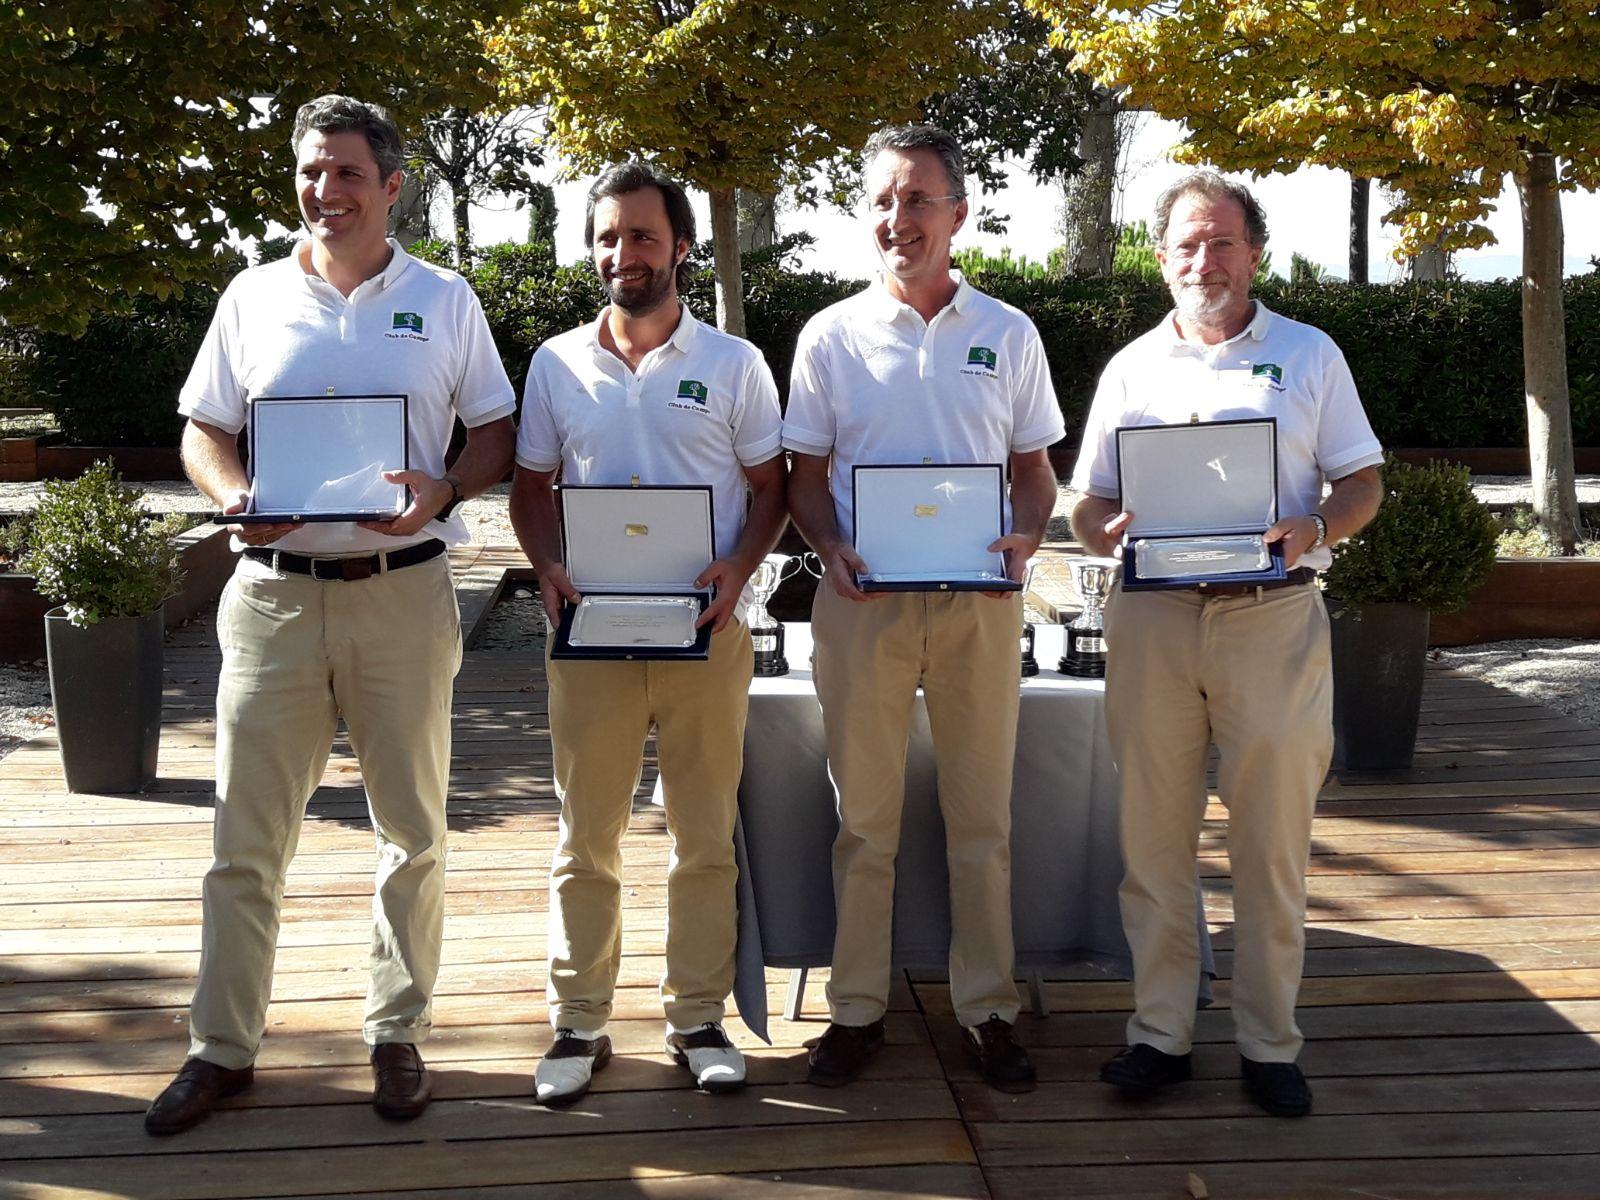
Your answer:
[19,460,185,627]
[1323,456,1498,613]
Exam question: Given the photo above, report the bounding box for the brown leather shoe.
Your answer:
[371,1043,431,1120]
[806,1019,885,1087]
[144,1058,254,1136]
[964,1014,1036,1093]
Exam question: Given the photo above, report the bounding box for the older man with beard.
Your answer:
[1070,171,1382,1118]
[511,161,787,1104]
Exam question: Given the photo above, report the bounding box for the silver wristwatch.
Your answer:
[1307,512,1328,550]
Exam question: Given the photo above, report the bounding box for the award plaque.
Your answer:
[225,394,409,524]
[851,463,1019,592]
[1059,557,1118,678]
[1116,417,1287,591]
[551,484,715,661]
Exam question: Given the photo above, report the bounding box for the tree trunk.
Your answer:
[736,190,777,253]
[389,170,431,248]
[448,108,471,268]
[709,186,746,337]
[1409,240,1447,281]
[1349,175,1369,284]
[1058,86,1119,277]
[1518,152,1580,554]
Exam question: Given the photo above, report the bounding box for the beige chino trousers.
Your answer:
[1104,581,1333,1063]
[812,584,1024,1028]
[190,552,462,1069]
[544,621,754,1032]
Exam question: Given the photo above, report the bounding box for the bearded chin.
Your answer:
[607,268,674,316]
[1174,282,1236,324]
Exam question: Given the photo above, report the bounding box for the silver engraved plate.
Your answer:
[1134,535,1271,580]
[568,596,700,648]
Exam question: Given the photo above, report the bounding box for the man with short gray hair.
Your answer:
[145,94,516,1135]
[1071,170,1383,1117]
[785,123,1064,1092]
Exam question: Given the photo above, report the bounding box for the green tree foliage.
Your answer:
[1026,0,1600,548]
[1,1,512,334]
[408,106,544,268]
[491,0,999,334]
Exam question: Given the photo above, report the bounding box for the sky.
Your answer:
[470,116,1600,284]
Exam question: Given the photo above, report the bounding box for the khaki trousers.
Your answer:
[545,621,753,1032]
[191,552,462,1069]
[812,584,1023,1028]
[1104,582,1332,1062]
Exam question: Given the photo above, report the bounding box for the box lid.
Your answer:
[1117,418,1278,538]
[250,394,409,515]
[852,463,1006,578]
[560,485,714,591]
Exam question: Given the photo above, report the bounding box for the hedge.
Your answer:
[5,242,1597,450]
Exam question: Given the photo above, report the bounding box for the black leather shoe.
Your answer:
[144,1058,254,1136]
[964,1014,1036,1093]
[1099,1043,1192,1094]
[371,1043,431,1119]
[806,1019,885,1087]
[1241,1056,1313,1117]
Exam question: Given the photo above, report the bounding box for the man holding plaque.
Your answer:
[511,162,786,1103]
[1072,171,1383,1117]
[784,125,1064,1092]
[146,95,517,1136]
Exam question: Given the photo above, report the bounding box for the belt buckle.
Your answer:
[337,557,375,581]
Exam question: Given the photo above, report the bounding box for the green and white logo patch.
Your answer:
[391,312,425,334]
[676,379,708,405]
[1252,362,1283,385]
[966,346,998,371]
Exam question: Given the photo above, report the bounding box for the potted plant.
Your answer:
[20,459,185,792]
[1322,455,1498,770]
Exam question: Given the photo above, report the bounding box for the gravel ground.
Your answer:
[3,477,1598,760]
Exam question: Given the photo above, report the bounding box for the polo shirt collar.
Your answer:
[294,237,412,295]
[1161,299,1274,355]
[587,302,695,361]
[866,270,972,322]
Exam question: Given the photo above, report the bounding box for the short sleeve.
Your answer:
[731,352,783,466]
[1069,357,1126,499]
[514,345,563,472]
[781,317,837,456]
[451,288,516,427]
[177,283,248,434]
[1009,322,1067,453]
[1314,342,1383,479]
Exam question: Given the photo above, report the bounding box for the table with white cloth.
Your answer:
[719,621,1215,1043]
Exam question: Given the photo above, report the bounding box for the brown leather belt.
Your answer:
[244,538,446,582]
[1187,566,1317,596]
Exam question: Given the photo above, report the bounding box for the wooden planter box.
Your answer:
[0,436,184,482]
[1428,556,1600,646]
[0,525,234,662]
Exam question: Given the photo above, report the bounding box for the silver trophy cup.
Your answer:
[749,553,792,677]
[1059,556,1119,678]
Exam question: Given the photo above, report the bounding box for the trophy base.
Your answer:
[1021,657,1039,678]
[1058,657,1106,679]
[754,655,790,678]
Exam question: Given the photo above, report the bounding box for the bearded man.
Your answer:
[510,161,787,1104]
[1070,171,1383,1118]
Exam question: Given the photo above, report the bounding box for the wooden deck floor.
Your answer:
[3,547,1598,1198]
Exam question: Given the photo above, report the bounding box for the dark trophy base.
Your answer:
[1020,622,1039,677]
[752,623,789,677]
[1058,624,1107,679]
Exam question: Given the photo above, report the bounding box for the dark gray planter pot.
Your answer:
[45,605,163,793]
[1328,599,1430,771]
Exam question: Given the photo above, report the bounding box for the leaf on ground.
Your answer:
[1187,1173,1210,1199]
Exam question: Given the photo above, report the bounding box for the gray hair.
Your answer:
[862,124,968,201]
[1153,170,1269,248]
[291,95,405,180]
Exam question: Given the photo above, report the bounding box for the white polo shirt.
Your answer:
[178,239,517,555]
[517,304,783,616]
[781,272,1066,538]
[1071,302,1383,572]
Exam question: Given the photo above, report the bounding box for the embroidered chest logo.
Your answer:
[961,345,998,378]
[386,311,429,342]
[667,378,711,414]
[1251,362,1285,391]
